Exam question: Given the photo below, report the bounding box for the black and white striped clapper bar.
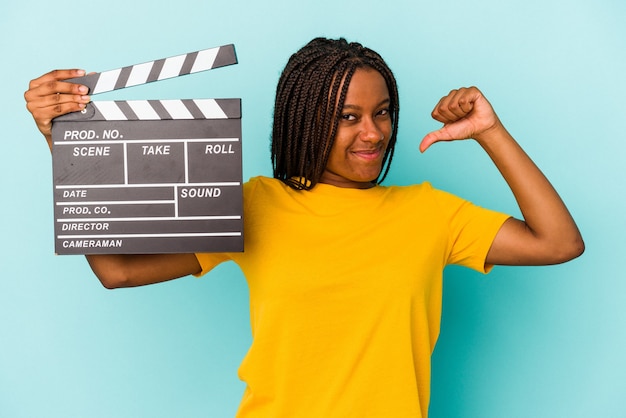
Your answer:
[51,44,243,255]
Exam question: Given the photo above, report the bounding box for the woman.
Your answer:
[25,37,583,417]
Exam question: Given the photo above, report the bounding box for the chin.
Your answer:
[357,169,382,183]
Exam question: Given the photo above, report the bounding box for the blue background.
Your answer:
[1,0,624,416]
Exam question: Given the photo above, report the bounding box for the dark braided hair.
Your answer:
[271,37,400,190]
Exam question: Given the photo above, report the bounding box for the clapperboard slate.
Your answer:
[51,44,243,255]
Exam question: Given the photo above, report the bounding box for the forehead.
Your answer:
[343,68,390,103]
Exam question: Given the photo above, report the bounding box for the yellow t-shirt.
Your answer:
[196,176,510,418]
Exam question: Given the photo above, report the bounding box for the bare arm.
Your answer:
[420,87,584,265]
[86,254,201,288]
[25,69,202,288]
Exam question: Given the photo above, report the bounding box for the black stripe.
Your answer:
[90,102,106,121]
[215,99,241,118]
[54,101,98,122]
[147,59,164,83]
[66,73,100,94]
[115,66,133,90]
[182,100,205,119]
[148,100,171,120]
[115,101,138,120]
[180,51,198,75]
[212,44,238,68]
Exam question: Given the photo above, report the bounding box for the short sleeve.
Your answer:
[431,187,510,273]
[193,252,232,277]
[193,178,261,277]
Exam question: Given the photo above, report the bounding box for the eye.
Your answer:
[376,108,390,118]
[340,113,357,121]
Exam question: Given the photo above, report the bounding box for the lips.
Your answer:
[351,146,384,161]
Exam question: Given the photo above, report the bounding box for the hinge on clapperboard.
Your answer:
[51,45,243,256]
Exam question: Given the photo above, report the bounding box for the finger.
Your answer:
[44,90,90,108]
[26,79,90,102]
[441,88,475,121]
[25,69,89,110]
[28,100,88,137]
[419,131,440,153]
[420,115,478,152]
[455,90,477,116]
[25,90,90,138]
[25,69,90,116]
[419,126,455,153]
[28,69,86,90]
[431,89,467,123]
[430,90,454,124]
[30,92,90,116]
[26,89,90,118]
[25,69,90,139]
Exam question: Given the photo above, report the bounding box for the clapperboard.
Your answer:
[51,44,243,255]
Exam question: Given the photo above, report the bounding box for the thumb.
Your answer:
[419,127,451,153]
[419,119,477,153]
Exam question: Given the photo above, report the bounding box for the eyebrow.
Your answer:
[342,98,391,111]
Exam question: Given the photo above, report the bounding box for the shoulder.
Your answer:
[244,175,285,187]
[242,176,295,212]
[380,181,442,203]
[244,176,286,196]
[382,181,500,220]
[389,181,469,207]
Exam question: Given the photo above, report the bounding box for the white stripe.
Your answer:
[190,47,219,73]
[56,181,240,188]
[194,99,228,119]
[58,232,241,239]
[127,100,161,120]
[95,102,127,120]
[56,200,172,205]
[57,216,241,222]
[54,138,239,146]
[161,100,193,119]
[126,62,153,87]
[93,68,122,94]
[158,54,186,80]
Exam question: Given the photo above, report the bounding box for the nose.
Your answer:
[359,117,385,143]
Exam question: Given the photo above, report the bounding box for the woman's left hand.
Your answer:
[419,86,502,152]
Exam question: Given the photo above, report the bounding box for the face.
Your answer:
[319,68,392,189]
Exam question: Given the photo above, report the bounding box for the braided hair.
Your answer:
[271,37,400,190]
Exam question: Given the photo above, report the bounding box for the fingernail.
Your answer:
[81,95,90,101]
[79,86,88,93]
[76,69,86,76]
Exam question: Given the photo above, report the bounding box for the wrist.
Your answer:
[473,120,511,149]
[45,134,53,152]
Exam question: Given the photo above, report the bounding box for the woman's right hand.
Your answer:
[24,69,91,149]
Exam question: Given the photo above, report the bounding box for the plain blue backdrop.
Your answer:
[1,0,624,417]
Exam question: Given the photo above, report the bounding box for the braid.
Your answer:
[271,37,400,190]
